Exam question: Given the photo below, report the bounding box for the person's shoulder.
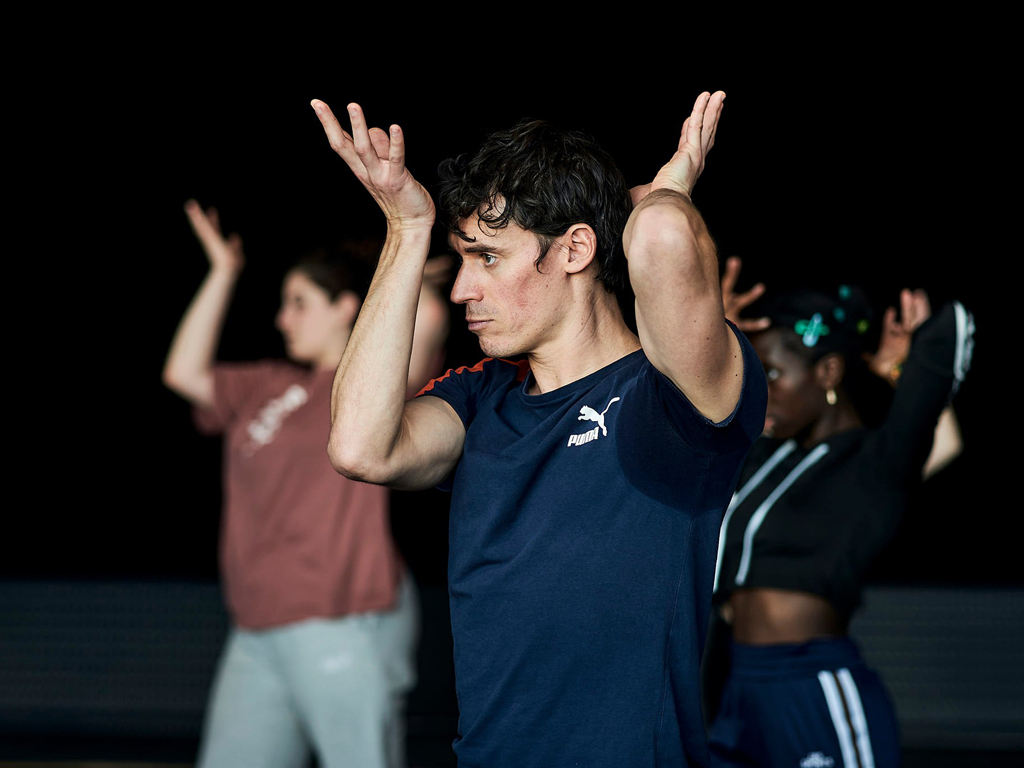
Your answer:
[415,357,529,432]
[195,359,305,434]
[417,357,530,397]
[215,358,302,375]
[212,359,309,399]
[632,328,766,454]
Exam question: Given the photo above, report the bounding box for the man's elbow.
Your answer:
[327,432,393,486]
[627,206,703,267]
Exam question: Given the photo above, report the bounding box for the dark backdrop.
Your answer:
[19,55,1007,592]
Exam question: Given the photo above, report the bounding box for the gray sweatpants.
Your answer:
[196,578,419,768]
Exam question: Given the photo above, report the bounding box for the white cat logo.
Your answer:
[567,397,620,447]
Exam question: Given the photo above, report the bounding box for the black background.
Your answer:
[19,48,1009,591]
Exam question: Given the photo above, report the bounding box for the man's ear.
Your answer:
[814,352,846,391]
[562,224,598,275]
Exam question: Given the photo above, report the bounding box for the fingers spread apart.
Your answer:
[311,99,355,158]
[312,100,408,183]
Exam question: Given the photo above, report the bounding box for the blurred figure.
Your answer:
[162,200,448,768]
[706,258,974,768]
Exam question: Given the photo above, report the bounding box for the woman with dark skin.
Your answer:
[706,258,972,768]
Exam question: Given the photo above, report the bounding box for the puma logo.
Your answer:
[578,397,620,435]
[568,397,620,447]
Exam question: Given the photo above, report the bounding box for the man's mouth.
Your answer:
[466,319,490,332]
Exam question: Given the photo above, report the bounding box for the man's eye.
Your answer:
[765,368,780,382]
[482,253,497,266]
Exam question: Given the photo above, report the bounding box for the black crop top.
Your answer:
[712,301,974,620]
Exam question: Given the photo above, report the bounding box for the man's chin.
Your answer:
[476,337,520,359]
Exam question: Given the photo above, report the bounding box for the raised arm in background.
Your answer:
[162,200,245,409]
[864,288,964,478]
[623,91,745,423]
[311,100,465,490]
[722,258,965,477]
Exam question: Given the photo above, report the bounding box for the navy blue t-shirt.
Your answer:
[419,326,766,767]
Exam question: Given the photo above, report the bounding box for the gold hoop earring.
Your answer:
[826,388,837,406]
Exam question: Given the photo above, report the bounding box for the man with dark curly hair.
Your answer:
[311,92,766,768]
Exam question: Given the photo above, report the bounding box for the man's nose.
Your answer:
[450,262,481,305]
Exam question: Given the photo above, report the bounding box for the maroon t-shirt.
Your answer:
[194,360,401,629]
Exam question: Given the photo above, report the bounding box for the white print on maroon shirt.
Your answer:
[567,397,620,447]
[243,384,309,455]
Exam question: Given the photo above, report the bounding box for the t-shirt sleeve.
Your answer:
[875,301,975,481]
[415,357,528,431]
[644,321,768,456]
[415,357,527,492]
[192,361,284,435]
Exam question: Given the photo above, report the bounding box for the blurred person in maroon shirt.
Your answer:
[163,200,448,768]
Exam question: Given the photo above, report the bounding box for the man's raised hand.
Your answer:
[311,100,435,229]
[631,90,725,206]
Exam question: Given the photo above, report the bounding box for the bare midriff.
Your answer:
[724,588,846,645]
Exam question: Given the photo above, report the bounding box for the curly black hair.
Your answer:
[437,119,634,298]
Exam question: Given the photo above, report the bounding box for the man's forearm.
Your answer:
[328,224,433,478]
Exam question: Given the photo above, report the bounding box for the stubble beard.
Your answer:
[475,328,527,360]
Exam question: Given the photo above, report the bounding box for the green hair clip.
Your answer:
[795,313,830,347]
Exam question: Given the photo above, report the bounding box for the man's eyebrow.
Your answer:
[460,243,505,254]
[447,234,473,253]
[448,235,503,255]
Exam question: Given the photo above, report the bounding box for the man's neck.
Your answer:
[525,294,640,395]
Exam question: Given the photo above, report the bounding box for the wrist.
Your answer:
[378,224,434,273]
[386,219,435,240]
[208,263,243,279]
[648,173,695,200]
[886,361,903,388]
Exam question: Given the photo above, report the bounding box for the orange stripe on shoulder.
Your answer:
[508,358,530,382]
[416,358,491,396]
[415,357,530,396]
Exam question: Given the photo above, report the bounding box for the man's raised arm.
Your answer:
[623,91,744,423]
[311,100,464,490]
